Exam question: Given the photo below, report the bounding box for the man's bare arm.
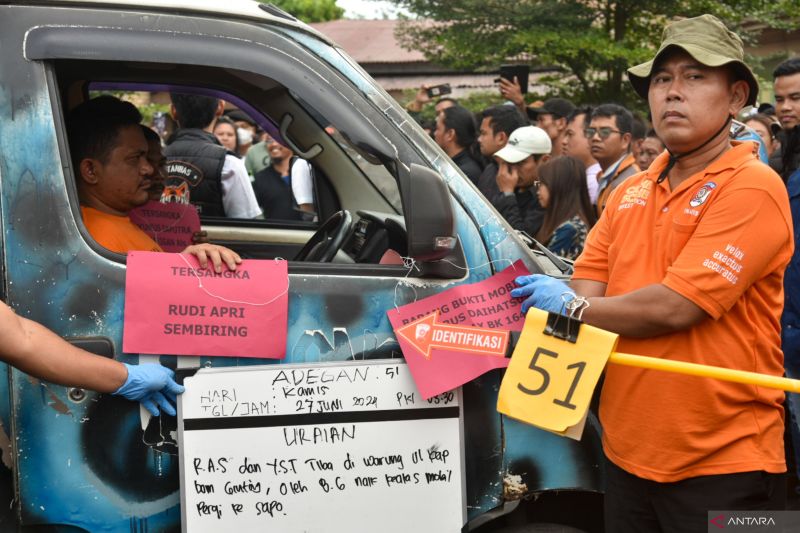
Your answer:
[0,301,127,392]
[571,279,607,298]
[580,284,709,338]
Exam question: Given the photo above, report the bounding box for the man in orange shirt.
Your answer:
[67,96,240,271]
[512,15,791,532]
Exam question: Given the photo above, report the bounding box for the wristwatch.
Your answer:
[564,294,590,319]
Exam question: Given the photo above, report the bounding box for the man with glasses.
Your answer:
[588,103,640,214]
[491,126,551,237]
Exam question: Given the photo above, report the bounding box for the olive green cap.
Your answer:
[627,14,758,107]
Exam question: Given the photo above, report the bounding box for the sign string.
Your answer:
[391,256,520,312]
[178,254,289,306]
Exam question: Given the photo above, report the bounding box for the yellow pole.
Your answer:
[609,352,800,393]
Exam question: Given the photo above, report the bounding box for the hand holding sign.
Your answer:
[498,308,617,436]
[388,261,529,399]
[123,252,288,358]
[499,307,800,440]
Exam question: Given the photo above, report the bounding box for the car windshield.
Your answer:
[275,27,467,192]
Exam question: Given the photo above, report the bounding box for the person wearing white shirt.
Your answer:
[252,137,315,220]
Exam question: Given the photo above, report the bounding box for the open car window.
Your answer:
[34,17,462,275]
[53,62,409,265]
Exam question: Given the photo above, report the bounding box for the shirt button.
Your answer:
[662,207,669,213]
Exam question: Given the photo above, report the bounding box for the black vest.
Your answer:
[252,158,303,221]
[164,129,227,217]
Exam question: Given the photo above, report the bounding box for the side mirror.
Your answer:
[398,163,456,262]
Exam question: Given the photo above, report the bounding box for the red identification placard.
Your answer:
[123,251,288,358]
[129,200,201,253]
[388,260,529,399]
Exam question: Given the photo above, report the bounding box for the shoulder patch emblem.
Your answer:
[689,182,716,208]
[166,160,204,187]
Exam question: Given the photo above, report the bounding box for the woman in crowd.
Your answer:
[213,116,240,155]
[534,156,597,259]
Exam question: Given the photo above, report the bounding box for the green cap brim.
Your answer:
[627,43,758,107]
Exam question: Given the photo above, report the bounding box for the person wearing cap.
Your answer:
[512,14,791,530]
[476,105,528,199]
[491,126,550,238]
[588,103,640,215]
[527,98,576,157]
[744,113,779,159]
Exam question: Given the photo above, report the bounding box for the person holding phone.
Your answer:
[497,65,530,118]
[491,126,550,237]
[405,84,457,119]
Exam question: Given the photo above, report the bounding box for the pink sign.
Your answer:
[129,200,201,252]
[123,251,288,358]
[388,261,530,399]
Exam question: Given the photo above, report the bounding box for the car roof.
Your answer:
[19,0,333,43]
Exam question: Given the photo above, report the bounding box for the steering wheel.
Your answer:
[293,210,353,262]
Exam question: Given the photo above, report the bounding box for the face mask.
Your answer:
[237,127,254,145]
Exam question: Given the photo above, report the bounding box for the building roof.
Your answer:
[310,19,426,64]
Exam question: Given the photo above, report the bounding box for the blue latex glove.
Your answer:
[510,274,575,314]
[113,363,185,417]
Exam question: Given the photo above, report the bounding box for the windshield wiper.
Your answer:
[517,231,574,276]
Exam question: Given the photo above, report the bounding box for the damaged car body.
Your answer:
[0,1,604,531]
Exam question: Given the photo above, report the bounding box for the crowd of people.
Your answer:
[146,93,316,223]
[411,59,791,263]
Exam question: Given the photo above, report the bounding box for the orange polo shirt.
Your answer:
[81,206,163,254]
[573,141,792,482]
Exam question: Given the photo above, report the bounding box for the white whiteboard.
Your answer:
[178,361,465,532]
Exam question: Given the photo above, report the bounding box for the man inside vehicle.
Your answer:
[68,95,240,270]
[513,14,790,532]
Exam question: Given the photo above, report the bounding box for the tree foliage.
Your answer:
[258,0,344,23]
[389,0,800,105]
